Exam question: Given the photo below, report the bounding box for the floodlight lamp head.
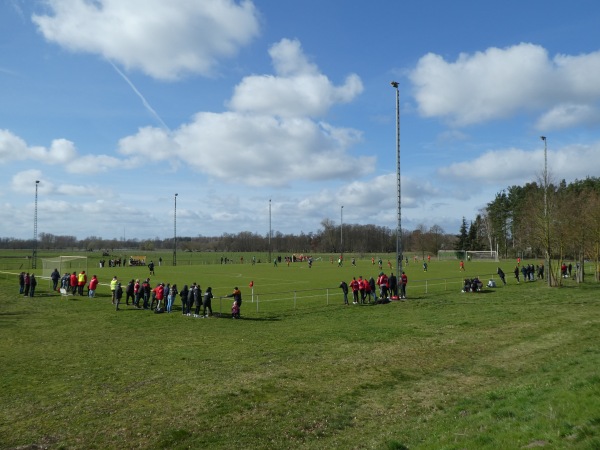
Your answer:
[390,81,399,88]
[540,136,546,141]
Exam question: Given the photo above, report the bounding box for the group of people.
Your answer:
[107,277,242,318]
[23,269,244,318]
[339,271,408,305]
[513,263,544,283]
[18,272,38,297]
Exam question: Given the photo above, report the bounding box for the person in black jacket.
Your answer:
[339,281,349,305]
[497,267,506,285]
[179,284,189,315]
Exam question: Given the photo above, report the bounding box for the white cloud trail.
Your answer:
[109,61,170,132]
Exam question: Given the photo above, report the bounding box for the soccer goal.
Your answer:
[41,256,88,281]
[465,250,499,262]
[437,250,465,261]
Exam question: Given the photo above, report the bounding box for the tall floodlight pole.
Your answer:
[268,199,272,264]
[340,205,344,260]
[32,180,40,269]
[391,81,403,274]
[541,136,550,286]
[173,193,178,266]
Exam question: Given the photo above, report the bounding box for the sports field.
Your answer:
[1,255,599,449]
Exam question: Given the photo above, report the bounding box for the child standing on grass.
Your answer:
[227,287,242,319]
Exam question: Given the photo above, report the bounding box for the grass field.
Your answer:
[1,256,599,449]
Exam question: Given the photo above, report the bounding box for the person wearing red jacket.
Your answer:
[377,272,389,299]
[88,275,99,298]
[69,272,78,295]
[152,283,165,311]
[349,277,360,304]
[400,272,408,299]
[358,276,366,304]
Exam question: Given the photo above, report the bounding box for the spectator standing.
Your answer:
[50,268,60,291]
[368,277,377,303]
[167,284,178,313]
[203,287,213,317]
[350,277,360,304]
[125,280,135,305]
[179,284,189,315]
[77,271,87,296]
[514,266,520,283]
[193,284,202,317]
[88,275,99,297]
[339,281,349,305]
[18,272,25,294]
[377,272,389,299]
[110,276,118,304]
[358,276,366,303]
[389,273,398,298]
[24,273,31,296]
[186,283,195,316]
[29,274,37,297]
[70,272,78,295]
[227,287,242,319]
[400,271,408,299]
[133,279,141,307]
[142,278,151,309]
[115,283,123,311]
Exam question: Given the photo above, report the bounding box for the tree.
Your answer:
[456,217,468,251]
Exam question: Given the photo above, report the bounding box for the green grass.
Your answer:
[1,257,599,449]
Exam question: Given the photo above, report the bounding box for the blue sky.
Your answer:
[2,0,600,241]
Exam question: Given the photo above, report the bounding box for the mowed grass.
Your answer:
[1,257,599,449]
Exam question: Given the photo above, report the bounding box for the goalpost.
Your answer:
[438,250,499,262]
[41,256,88,282]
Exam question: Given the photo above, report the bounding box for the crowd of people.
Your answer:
[339,271,408,305]
[26,268,244,319]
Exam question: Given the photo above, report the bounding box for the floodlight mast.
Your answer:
[391,81,403,275]
[173,193,178,266]
[340,205,343,260]
[268,199,272,265]
[541,136,550,287]
[32,180,40,269]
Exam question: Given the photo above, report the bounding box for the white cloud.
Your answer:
[437,142,600,185]
[118,39,368,187]
[228,39,364,117]
[0,132,78,164]
[11,170,47,193]
[409,43,600,128]
[32,0,261,80]
[535,103,600,130]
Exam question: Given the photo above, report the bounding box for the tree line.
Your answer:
[458,176,600,284]
[4,176,598,283]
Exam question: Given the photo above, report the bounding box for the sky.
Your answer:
[2,0,600,241]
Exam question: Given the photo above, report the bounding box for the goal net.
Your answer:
[466,250,499,262]
[41,256,88,281]
[437,250,465,261]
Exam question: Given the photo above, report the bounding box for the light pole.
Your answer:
[391,81,403,274]
[541,136,550,286]
[340,205,343,261]
[32,180,40,269]
[268,199,272,264]
[173,193,178,266]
